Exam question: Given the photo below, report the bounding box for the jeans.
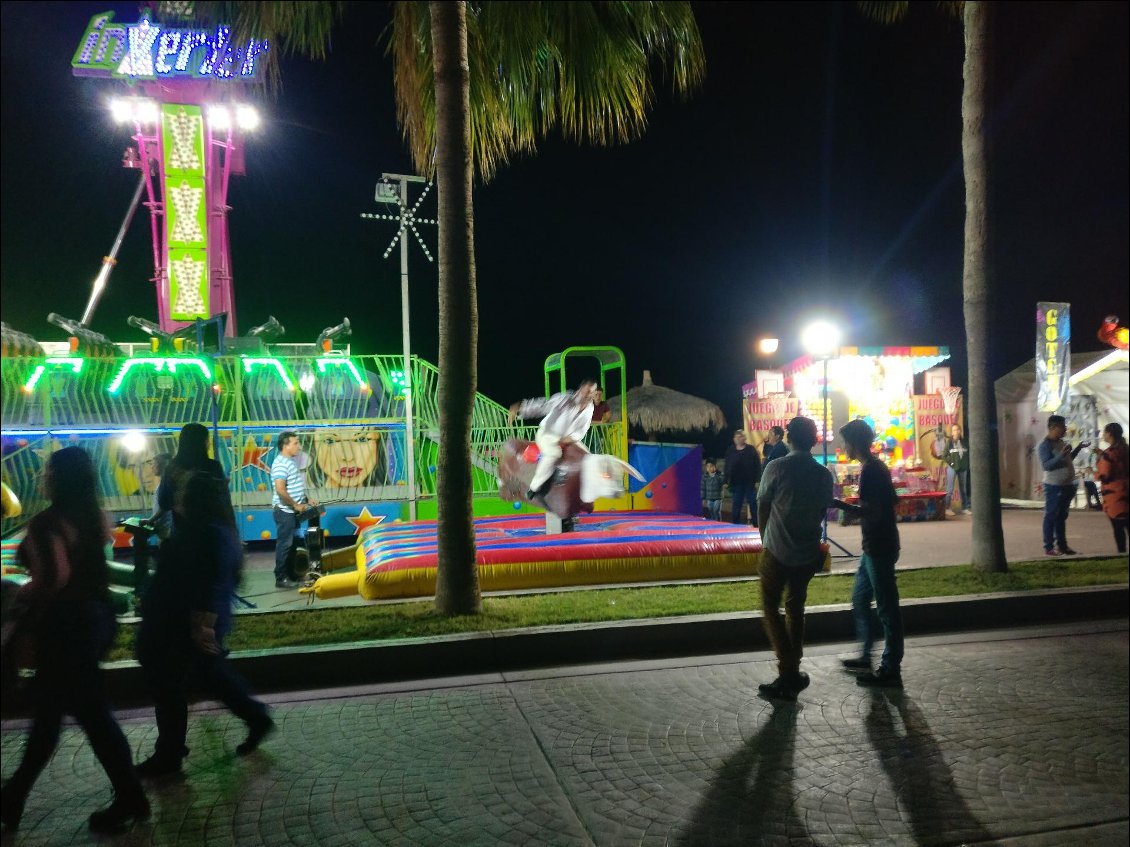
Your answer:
[705,499,722,521]
[730,483,758,525]
[758,548,817,678]
[273,507,300,581]
[1042,483,1076,551]
[945,467,970,512]
[851,552,904,672]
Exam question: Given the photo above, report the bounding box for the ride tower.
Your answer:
[71,8,269,336]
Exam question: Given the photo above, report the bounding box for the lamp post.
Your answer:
[801,321,856,558]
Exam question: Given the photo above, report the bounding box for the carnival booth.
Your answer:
[743,346,960,522]
[995,348,1129,502]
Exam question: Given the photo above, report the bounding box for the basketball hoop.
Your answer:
[940,386,962,416]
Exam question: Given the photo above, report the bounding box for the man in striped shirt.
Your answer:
[271,431,316,589]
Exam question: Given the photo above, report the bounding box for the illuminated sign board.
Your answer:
[72,12,269,81]
[1036,302,1070,413]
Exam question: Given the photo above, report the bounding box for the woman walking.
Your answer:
[1,447,149,834]
[135,471,273,777]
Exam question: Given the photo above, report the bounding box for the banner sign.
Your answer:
[72,12,269,81]
[744,396,800,433]
[912,394,964,476]
[1036,302,1070,413]
[163,104,209,321]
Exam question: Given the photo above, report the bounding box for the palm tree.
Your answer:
[859,0,1007,572]
[196,1,706,610]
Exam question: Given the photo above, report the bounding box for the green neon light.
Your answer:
[242,357,295,391]
[22,357,85,392]
[315,357,368,389]
[107,357,213,394]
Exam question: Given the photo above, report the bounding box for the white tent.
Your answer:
[995,349,1129,500]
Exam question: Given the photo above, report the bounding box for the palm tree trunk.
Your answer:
[431,0,482,614]
[961,1,1007,572]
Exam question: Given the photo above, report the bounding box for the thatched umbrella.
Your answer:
[607,370,727,441]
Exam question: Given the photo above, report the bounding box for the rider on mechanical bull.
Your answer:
[508,379,599,502]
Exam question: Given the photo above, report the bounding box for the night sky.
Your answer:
[2,2,1126,456]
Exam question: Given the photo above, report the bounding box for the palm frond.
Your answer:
[186,1,346,91]
[857,0,963,25]
[390,1,705,182]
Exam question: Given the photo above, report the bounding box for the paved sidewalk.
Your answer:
[3,620,1127,846]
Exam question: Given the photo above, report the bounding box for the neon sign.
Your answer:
[107,357,213,394]
[22,357,85,393]
[72,12,269,81]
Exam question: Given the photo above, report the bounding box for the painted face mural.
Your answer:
[313,428,382,488]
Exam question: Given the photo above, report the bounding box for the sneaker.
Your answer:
[275,578,299,589]
[1058,546,1078,555]
[88,793,150,835]
[857,666,903,689]
[841,657,871,672]
[791,671,810,692]
[1044,548,1062,557]
[236,715,276,756]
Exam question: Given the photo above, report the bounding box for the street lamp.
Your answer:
[801,320,854,558]
[757,337,780,356]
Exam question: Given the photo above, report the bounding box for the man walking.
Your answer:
[271,431,316,589]
[755,416,834,700]
[1038,415,1088,556]
[724,430,762,525]
[834,420,904,688]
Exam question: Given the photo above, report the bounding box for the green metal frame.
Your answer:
[543,346,628,463]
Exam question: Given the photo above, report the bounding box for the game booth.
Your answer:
[743,346,962,522]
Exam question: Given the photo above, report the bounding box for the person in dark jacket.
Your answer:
[724,429,762,525]
[762,425,789,466]
[1,448,149,834]
[833,420,904,689]
[134,472,273,778]
[701,459,725,520]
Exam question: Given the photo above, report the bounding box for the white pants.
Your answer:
[528,433,587,493]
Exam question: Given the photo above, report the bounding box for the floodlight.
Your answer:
[109,98,133,124]
[121,430,148,454]
[208,106,231,130]
[317,318,352,346]
[235,105,260,131]
[758,337,780,355]
[135,99,159,124]
[801,320,840,359]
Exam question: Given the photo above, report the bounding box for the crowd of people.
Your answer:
[1,393,1126,832]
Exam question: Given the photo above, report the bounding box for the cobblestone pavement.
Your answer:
[3,622,1127,846]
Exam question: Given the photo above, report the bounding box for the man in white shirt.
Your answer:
[271,432,317,589]
[508,380,599,500]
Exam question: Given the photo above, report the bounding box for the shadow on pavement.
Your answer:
[865,690,1001,847]
[676,700,816,846]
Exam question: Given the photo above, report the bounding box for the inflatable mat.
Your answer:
[304,511,812,601]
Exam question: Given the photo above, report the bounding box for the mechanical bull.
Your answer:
[498,438,644,529]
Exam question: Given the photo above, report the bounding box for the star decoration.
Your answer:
[240,435,270,472]
[345,506,385,536]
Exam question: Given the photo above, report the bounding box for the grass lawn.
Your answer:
[106,557,1128,661]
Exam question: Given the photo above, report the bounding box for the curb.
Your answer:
[5,585,1122,714]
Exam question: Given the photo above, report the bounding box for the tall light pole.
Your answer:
[801,320,855,558]
[361,174,436,521]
